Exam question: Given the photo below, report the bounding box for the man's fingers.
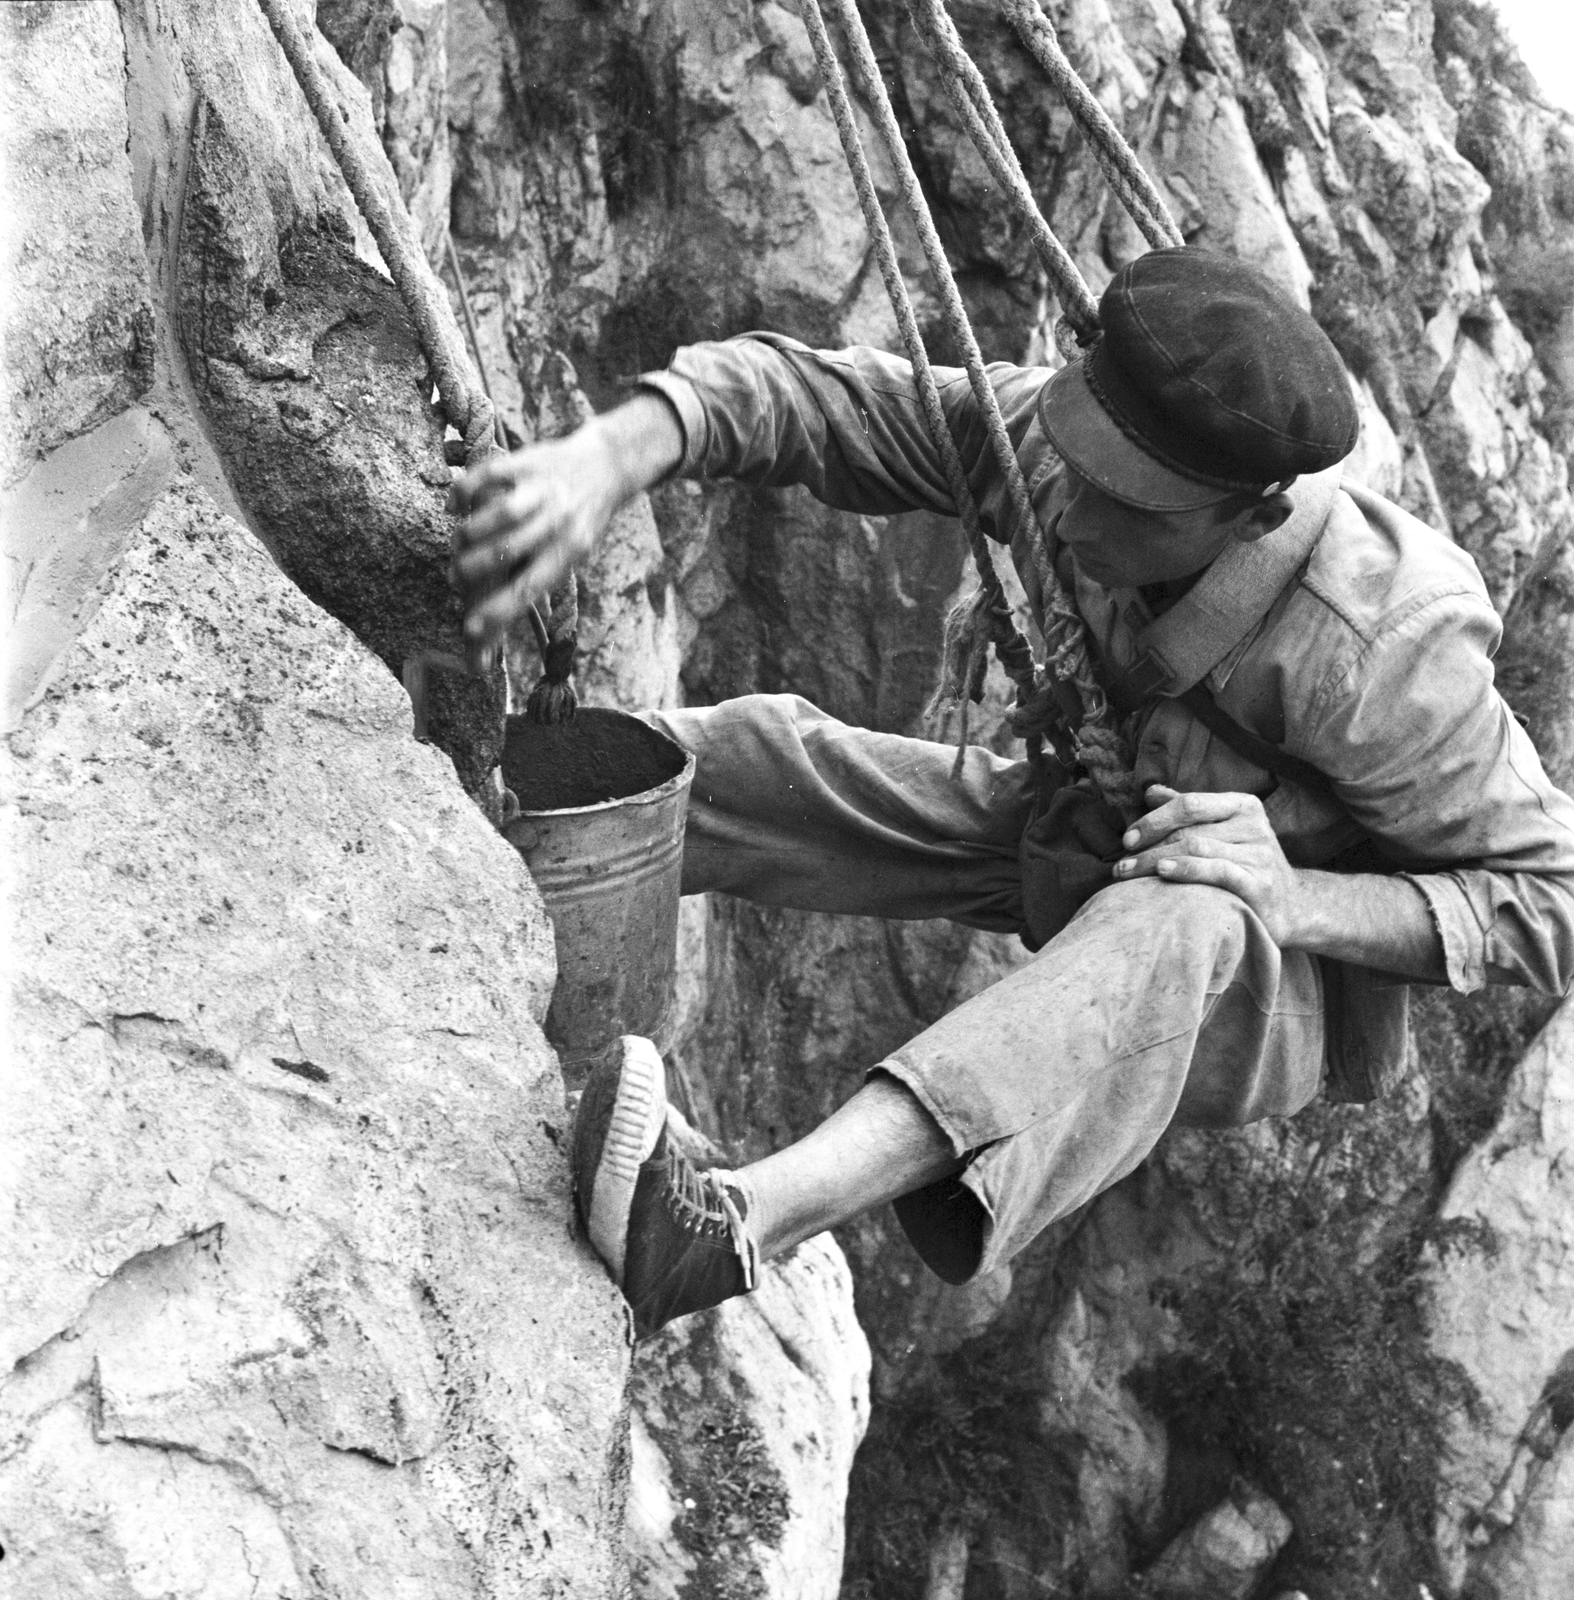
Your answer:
[453,449,528,509]
[1152,856,1252,898]
[1114,833,1232,879]
[452,468,552,544]
[452,517,552,584]
[464,543,574,638]
[1115,846,1252,897]
[1122,788,1251,851]
[460,479,552,546]
[464,565,540,639]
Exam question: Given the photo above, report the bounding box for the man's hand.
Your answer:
[1114,784,1306,945]
[1113,783,1446,980]
[448,392,685,640]
[450,429,617,639]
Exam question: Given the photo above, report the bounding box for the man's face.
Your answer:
[1053,467,1242,588]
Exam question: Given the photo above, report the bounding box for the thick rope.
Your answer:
[906,0,1099,342]
[811,0,1137,816]
[444,232,509,451]
[999,0,1185,252]
[799,0,1038,767]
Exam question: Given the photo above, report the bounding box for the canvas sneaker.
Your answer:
[572,1036,759,1339]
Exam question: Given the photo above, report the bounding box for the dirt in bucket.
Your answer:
[502,708,687,812]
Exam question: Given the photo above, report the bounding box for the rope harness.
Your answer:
[262,0,1179,817]
[805,0,1159,818]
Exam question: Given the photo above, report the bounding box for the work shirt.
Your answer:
[638,334,1574,999]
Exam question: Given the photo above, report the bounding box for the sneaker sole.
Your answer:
[581,1036,667,1283]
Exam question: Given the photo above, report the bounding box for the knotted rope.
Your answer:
[805,0,1137,817]
[1000,0,1185,253]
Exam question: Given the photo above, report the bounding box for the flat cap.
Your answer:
[1040,248,1359,511]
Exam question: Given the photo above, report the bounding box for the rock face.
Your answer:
[0,0,154,490]
[1,1,630,1594]
[628,1228,871,1600]
[1,482,628,1596]
[1428,998,1574,1597]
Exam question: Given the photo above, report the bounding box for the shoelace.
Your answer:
[666,1149,760,1291]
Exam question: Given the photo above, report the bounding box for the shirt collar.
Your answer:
[1105,465,1344,698]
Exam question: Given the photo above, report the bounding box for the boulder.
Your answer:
[1139,1481,1293,1600]
[0,478,629,1596]
[628,1229,871,1600]
[1467,1422,1574,1600]
[118,0,505,800]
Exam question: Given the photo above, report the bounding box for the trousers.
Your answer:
[647,694,1327,1282]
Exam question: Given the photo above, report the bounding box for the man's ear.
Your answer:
[1232,491,1295,543]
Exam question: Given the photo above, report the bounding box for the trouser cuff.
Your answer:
[872,1060,996,1285]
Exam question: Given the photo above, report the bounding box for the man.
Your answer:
[453,249,1574,1339]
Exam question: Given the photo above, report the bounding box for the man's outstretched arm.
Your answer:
[450,334,1048,640]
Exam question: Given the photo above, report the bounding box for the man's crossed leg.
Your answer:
[573,694,1326,1337]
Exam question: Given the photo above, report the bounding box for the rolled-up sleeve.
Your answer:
[636,332,1049,531]
[1306,586,1574,994]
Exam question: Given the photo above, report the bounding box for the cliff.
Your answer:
[4,0,1572,1597]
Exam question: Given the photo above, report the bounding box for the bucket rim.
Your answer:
[513,747,695,820]
[503,710,696,822]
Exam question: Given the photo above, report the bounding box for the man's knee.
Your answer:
[1075,875,1262,942]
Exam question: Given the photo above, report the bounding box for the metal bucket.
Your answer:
[500,708,694,1086]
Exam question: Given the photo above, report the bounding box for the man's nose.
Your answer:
[1055,489,1096,547]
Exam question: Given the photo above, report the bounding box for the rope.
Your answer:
[809,0,1137,816]
[798,0,1038,771]
[905,0,1099,342]
[999,0,1185,252]
[444,232,509,451]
